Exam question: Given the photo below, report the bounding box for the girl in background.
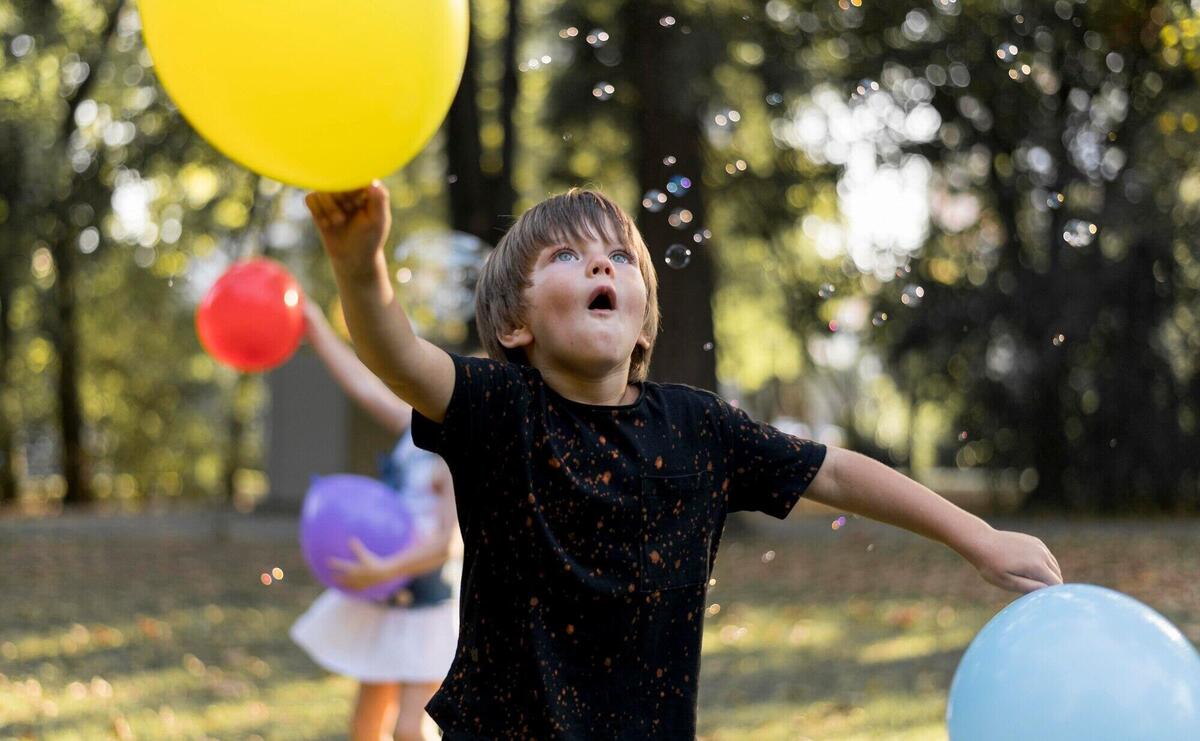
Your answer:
[290,300,460,741]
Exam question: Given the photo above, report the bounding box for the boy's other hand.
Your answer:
[305,181,391,276]
[968,528,1064,594]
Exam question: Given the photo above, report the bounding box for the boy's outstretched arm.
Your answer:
[306,184,455,423]
[806,447,1063,594]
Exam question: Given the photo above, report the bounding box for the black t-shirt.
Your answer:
[412,354,827,740]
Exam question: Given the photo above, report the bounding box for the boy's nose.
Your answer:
[589,258,613,275]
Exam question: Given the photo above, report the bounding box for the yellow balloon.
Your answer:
[139,0,469,191]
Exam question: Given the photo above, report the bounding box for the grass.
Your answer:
[2,512,1198,740]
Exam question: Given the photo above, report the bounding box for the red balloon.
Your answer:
[196,258,305,372]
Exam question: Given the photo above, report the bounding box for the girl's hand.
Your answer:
[968,529,1064,593]
[327,537,397,591]
[305,182,392,277]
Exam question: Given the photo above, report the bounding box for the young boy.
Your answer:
[306,184,1062,740]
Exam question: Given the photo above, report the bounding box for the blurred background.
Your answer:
[2,0,1199,738]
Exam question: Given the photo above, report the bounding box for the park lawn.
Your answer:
[2,513,1198,740]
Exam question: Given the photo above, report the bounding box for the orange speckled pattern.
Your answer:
[413,354,826,739]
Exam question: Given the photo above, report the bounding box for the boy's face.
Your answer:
[498,236,650,380]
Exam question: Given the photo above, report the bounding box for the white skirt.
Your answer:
[290,589,460,683]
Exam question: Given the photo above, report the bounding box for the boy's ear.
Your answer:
[497,324,533,350]
[635,331,651,351]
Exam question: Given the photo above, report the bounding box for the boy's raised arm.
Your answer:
[806,447,1063,594]
[306,184,455,423]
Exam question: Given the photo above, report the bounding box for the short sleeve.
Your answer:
[717,398,827,519]
[411,353,527,475]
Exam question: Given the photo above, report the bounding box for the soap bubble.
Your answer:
[852,79,880,99]
[665,174,692,196]
[900,284,925,307]
[664,244,692,269]
[586,29,610,48]
[642,189,668,212]
[667,208,694,229]
[592,82,615,101]
[1062,219,1098,247]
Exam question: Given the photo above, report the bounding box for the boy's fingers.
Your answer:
[1047,558,1063,583]
[327,557,357,573]
[316,193,346,225]
[1017,566,1060,590]
[309,192,342,226]
[332,190,361,213]
[1034,540,1062,581]
[1047,554,1062,581]
[1007,573,1052,593]
[305,193,330,228]
[365,182,389,220]
[312,193,345,230]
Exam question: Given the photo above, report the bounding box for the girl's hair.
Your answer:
[475,189,659,382]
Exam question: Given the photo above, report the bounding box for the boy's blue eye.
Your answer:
[551,248,633,264]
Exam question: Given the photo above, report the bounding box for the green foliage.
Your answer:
[0,0,454,502]
[2,0,1200,510]
[783,0,1200,509]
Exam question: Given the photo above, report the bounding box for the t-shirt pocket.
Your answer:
[639,471,713,591]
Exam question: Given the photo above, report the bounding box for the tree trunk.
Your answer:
[0,123,23,505]
[627,0,718,391]
[0,267,17,505]
[53,0,125,505]
[52,219,90,505]
[447,0,520,350]
[446,29,488,242]
[492,0,519,230]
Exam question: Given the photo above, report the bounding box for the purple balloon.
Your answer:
[299,474,415,601]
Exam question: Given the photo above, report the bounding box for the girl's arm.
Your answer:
[303,300,412,438]
[329,458,458,589]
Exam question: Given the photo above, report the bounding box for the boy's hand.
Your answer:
[305,182,391,277]
[327,537,397,591]
[967,529,1063,594]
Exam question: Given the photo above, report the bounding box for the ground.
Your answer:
[2,509,1197,740]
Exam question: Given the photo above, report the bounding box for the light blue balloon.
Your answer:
[947,584,1200,741]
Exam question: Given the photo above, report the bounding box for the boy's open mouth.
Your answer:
[587,285,616,312]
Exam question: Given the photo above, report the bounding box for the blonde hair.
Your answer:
[475,189,659,382]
